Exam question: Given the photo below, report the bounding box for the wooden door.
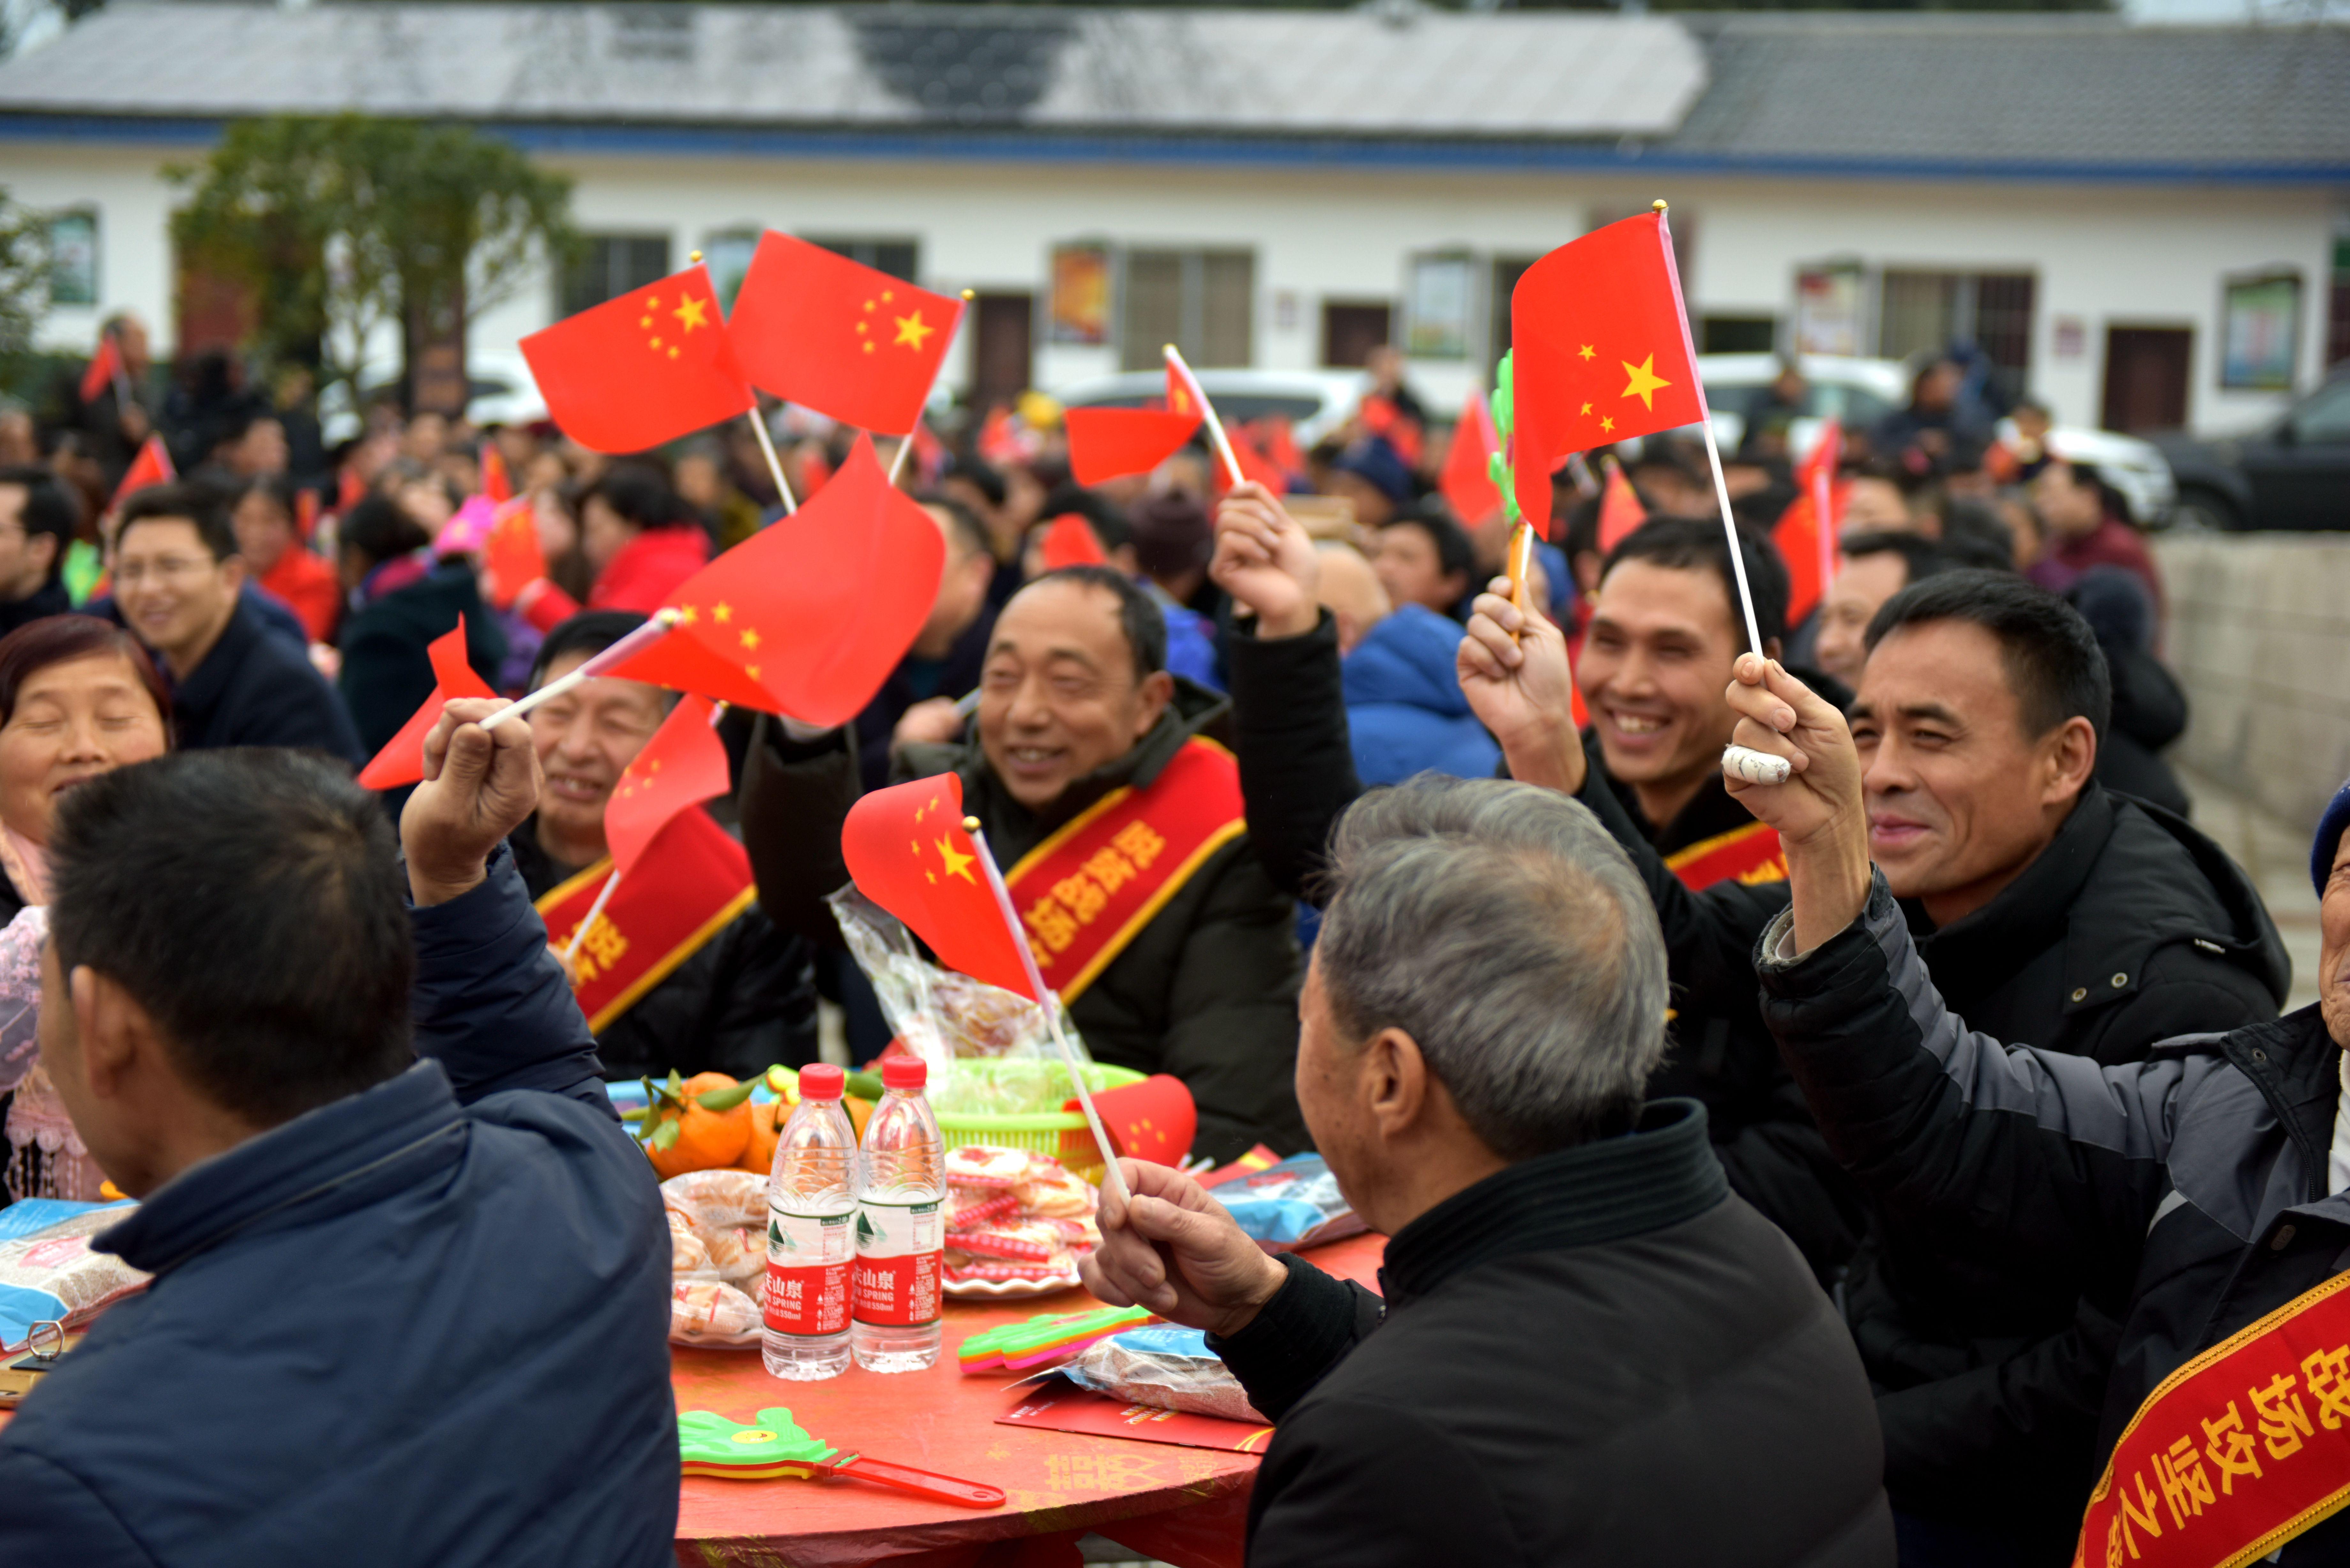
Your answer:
[1321,302,1391,368]
[970,293,1034,408]
[2101,327,2191,433]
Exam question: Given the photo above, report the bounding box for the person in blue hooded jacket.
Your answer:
[1312,541,1499,788]
[0,706,676,1567]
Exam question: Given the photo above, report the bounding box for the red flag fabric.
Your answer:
[842,772,1038,1001]
[1073,1074,1196,1166]
[725,232,962,436]
[1774,420,1849,627]
[606,434,943,727]
[357,621,495,790]
[1438,393,1503,530]
[481,445,513,505]
[481,498,546,610]
[1597,455,1647,554]
[909,418,948,485]
[106,435,174,513]
[1065,408,1200,486]
[78,335,121,406]
[1260,416,1303,477]
[295,488,320,542]
[520,262,752,454]
[1358,395,1425,469]
[604,694,730,880]
[1039,512,1108,571]
[1511,210,1707,539]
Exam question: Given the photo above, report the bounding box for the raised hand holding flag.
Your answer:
[358,621,495,791]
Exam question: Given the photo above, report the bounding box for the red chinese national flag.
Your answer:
[357,620,495,790]
[1773,419,1847,628]
[843,772,1039,1002]
[481,445,513,505]
[726,232,962,436]
[1438,392,1503,530]
[79,334,122,406]
[1039,512,1108,571]
[107,435,174,512]
[605,695,730,880]
[606,434,944,727]
[481,498,546,610]
[1065,408,1201,486]
[1597,455,1647,554]
[1511,210,1707,539]
[1075,1074,1196,1166]
[520,263,752,454]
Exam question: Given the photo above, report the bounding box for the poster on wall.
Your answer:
[1049,243,1111,346]
[1794,264,1866,358]
[2219,270,2300,391]
[1404,253,1472,359]
[49,210,97,307]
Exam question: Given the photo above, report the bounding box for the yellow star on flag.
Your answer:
[713,602,732,624]
[740,628,761,651]
[935,835,976,884]
[893,312,935,351]
[1620,355,1672,411]
[1600,415,1617,434]
[673,295,710,332]
[1580,403,1593,416]
[1577,344,1595,361]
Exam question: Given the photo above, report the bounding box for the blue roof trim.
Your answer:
[2,111,2345,186]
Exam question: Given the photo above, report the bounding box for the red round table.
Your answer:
[671,1230,1384,1568]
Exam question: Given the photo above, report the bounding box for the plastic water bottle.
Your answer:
[761,1064,856,1381]
[851,1055,945,1373]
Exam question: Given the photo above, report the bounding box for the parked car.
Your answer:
[2148,368,2350,531]
[1694,353,2176,526]
[1050,367,1366,449]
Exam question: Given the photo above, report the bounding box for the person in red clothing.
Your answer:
[231,477,339,643]
[2030,458,2164,623]
[580,465,709,614]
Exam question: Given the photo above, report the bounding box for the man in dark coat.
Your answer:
[848,494,1000,794]
[0,466,78,635]
[1080,776,1893,1567]
[1464,570,2284,1562]
[110,484,362,765]
[0,720,676,1564]
[1729,667,2350,1566]
[743,565,1305,1161]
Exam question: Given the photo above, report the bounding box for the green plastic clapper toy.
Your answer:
[677,1408,1005,1507]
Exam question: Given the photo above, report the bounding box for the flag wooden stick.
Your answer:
[745,411,799,516]
[1504,519,1535,646]
[885,289,976,488]
[474,609,677,731]
[1163,344,1246,490]
[962,816,1132,1205]
[562,869,622,964]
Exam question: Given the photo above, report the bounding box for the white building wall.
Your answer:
[10,135,2339,437]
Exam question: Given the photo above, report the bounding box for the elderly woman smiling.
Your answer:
[0,615,171,1201]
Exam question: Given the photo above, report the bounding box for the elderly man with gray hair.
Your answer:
[1082,775,1893,1567]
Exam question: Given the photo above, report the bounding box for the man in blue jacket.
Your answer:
[0,706,677,1564]
[1310,541,1500,787]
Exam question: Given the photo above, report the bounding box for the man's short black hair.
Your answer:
[911,493,992,561]
[2050,458,2129,524]
[1027,565,1166,682]
[0,464,78,586]
[945,455,1008,510]
[531,608,656,691]
[1865,568,2111,741]
[584,464,684,532]
[1037,486,1133,554]
[1838,530,1952,588]
[118,482,237,562]
[1380,508,1476,587]
[49,751,414,1127]
[338,494,432,572]
[1935,498,2016,573]
[1600,515,1790,655]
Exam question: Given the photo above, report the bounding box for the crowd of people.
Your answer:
[0,311,2338,1568]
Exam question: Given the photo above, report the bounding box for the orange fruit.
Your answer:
[736,1099,786,1174]
[640,1072,754,1179]
[843,1094,876,1142]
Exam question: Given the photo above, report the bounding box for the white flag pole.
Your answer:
[1164,343,1247,490]
[562,869,623,964]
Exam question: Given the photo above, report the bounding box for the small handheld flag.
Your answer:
[357,621,494,791]
[726,232,964,436]
[605,694,731,881]
[1596,455,1646,554]
[78,333,123,407]
[1038,513,1109,572]
[1438,392,1504,532]
[106,436,174,515]
[520,263,751,454]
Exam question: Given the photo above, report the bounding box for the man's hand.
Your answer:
[892,697,964,749]
[1211,483,1319,639]
[1080,1158,1289,1338]
[118,401,150,441]
[1721,654,1871,953]
[402,697,543,907]
[1458,579,1586,795]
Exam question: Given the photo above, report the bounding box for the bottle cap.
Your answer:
[881,1055,928,1091]
[798,1063,845,1100]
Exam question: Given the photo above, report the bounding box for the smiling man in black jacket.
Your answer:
[1081,775,1891,1568]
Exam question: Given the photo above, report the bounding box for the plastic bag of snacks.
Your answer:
[1060,1325,1267,1424]
[0,1204,150,1352]
[827,888,1086,1066]
[660,1168,770,1345]
[1209,1154,1364,1254]
[943,1146,1099,1288]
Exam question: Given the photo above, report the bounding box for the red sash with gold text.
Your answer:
[2074,1269,2350,1568]
[534,807,758,1034]
[1663,819,1788,892]
[1004,738,1247,1003]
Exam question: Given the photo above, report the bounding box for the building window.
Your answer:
[49,209,98,307]
[1879,269,2035,404]
[2219,270,2301,391]
[804,237,918,283]
[1403,253,1473,360]
[1702,315,1778,355]
[562,234,671,319]
[1487,256,1539,375]
[1322,302,1391,368]
[1119,249,1253,372]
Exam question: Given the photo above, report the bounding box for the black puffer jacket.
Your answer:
[508,823,817,1082]
[1758,883,2347,1565]
[1213,1100,1893,1567]
[740,682,1306,1162]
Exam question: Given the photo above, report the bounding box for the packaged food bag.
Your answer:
[1208,1153,1364,1254]
[1061,1325,1266,1424]
[826,887,1085,1069]
[0,1204,149,1351]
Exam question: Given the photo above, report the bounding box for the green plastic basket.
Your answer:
[932,1059,1146,1185]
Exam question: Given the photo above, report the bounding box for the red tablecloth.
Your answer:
[672,1230,1385,1568]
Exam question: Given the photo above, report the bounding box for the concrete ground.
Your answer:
[2178,764,2324,1012]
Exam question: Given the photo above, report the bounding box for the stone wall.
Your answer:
[2155,531,2350,836]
